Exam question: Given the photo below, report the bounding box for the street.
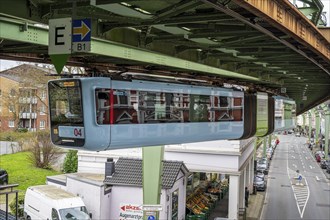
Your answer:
[261,135,330,219]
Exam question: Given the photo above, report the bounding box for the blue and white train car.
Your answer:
[48,77,249,151]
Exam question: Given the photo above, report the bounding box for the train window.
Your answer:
[113,89,138,124]
[95,89,111,124]
[212,96,243,122]
[219,96,229,107]
[48,80,83,126]
[139,91,185,123]
[232,97,243,121]
[189,95,210,122]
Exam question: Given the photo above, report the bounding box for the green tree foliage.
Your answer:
[9,193,25,218]
[63,150,78,173]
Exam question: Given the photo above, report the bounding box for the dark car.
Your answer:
[326,163,330,174]
[0,169,8,185]
[320,160,330,169]
[254,175,267,191]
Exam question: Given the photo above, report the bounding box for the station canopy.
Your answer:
[0,0,329,114]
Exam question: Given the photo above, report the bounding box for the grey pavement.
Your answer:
[246,192,265,220]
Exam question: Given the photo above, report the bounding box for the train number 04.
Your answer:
[74,128,82,137]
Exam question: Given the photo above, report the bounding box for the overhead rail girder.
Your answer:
[0,17,260,82]
[230,0,330,67]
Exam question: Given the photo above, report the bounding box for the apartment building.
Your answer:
[0,64,57,132]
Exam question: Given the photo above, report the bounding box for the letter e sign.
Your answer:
[49,18,72,55]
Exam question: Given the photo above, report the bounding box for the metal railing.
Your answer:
[0,184,19,220]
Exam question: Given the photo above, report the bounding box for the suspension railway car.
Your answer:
[48,77,296,151]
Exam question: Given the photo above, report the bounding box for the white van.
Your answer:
[24,185,91,220]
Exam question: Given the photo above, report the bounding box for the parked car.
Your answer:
[320,160,330,169]
[316,154,322,163]
[326,163,330,174]
[256,172,265,179]
[254,175,267,191]
[295,133,301,137]
[257,159,269,175]
[0,169,8,185]
[266,148,274,159]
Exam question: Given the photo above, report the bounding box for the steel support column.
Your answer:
[268,135,272,148]
[308,111,312,142]
[263,137,267,158]
[324,111,330,160]
[315,109,320,146]
[142,146,164,220]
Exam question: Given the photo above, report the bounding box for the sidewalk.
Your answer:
[246,192,265,220]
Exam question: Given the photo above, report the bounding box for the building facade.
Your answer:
[0,64,56,132]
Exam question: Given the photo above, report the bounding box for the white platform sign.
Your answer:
[49,18,72,55]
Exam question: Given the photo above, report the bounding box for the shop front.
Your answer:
[165,138,256,220]
[185,172,229,219]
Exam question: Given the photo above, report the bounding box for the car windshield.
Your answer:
[59,206,90,220]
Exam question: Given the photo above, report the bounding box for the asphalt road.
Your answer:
[261,134,330,220]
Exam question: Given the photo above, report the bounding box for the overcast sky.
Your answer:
[0,1,329,71]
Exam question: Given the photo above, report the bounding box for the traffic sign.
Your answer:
[148,216,155,220]
[72,18,91,52]
[298,174,302,181]
[142,205,163,211]
[49,18,72,55]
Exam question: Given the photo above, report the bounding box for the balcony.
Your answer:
[19,112,37,119]
[19,97,38,104]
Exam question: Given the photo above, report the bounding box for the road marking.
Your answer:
[309,165,313,169]
[287,145,310,219]
[316,176,320,181]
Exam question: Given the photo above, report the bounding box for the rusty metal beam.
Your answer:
[232,0,330,63]
[200,0,330,78]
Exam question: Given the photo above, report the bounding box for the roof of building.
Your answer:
[0,64,58,84]
[104,158,189,189]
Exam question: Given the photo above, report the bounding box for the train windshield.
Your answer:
[48,80,83,126]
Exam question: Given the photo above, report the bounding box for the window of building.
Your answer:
[40,120,45,129]
[40,104,46,115]
[0,89,2,96]
[9,105,15,112]
[41,90,47,100]
[0,120,2,127]
[9,89,16,97]
[0,103,2,112]
[8,120,15,128]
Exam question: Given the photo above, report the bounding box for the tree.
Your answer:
[27,131,63,169]
[63,150,78,173]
